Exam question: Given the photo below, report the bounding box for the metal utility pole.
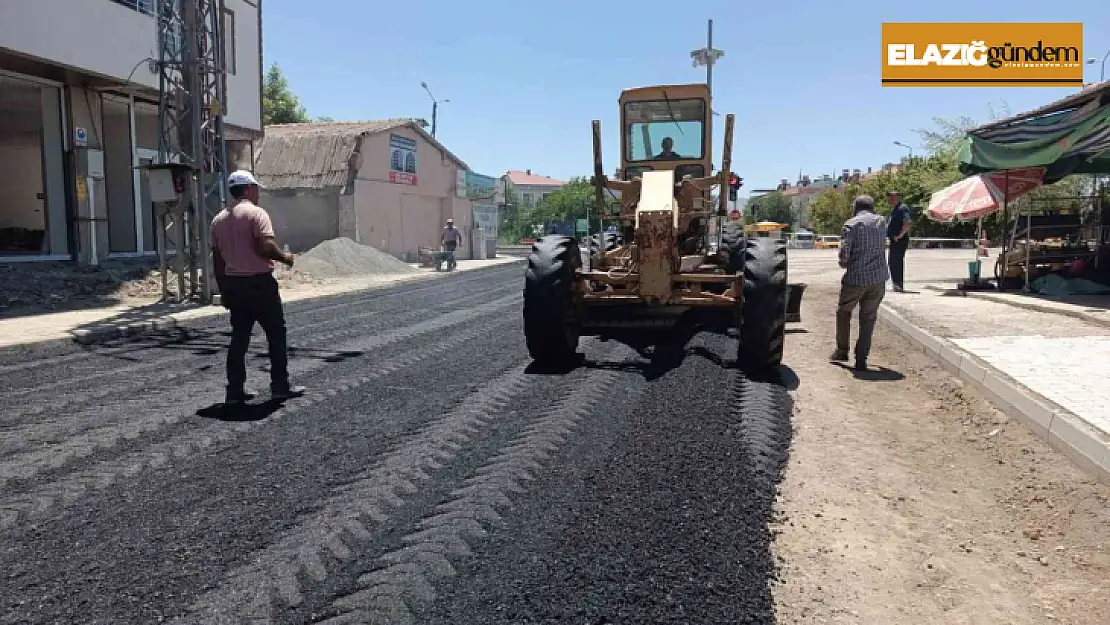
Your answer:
[155,0,230,304]
[420,81,449,138]
[691,19,724,100]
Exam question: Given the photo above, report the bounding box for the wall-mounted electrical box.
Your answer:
[138,163,191,204]
[77,148,105,180]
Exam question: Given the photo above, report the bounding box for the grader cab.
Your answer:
[522,83,805,375]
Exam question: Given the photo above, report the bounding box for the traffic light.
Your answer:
[728,173,743,202]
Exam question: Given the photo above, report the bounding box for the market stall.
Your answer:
[928,81,1110,291]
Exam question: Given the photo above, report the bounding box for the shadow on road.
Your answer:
[74,326,365,365]
[525,319,804,390]
[196,397,288,422]
[832,361,905,381]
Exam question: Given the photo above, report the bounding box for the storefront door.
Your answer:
[0,71,67,259]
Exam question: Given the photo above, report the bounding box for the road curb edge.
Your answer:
[879,303,1110,485]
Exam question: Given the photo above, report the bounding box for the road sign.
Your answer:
[74,127,88,148]
[729,208,741,222]
[575,218,588,233]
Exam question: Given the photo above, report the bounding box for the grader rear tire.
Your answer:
[738,238,788,376]
[524,235,582,364]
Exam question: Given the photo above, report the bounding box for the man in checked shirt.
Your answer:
[831,194,890,371]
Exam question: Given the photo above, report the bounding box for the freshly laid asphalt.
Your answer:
[0,262,794,624]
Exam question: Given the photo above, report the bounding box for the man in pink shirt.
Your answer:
[211,170,304,405]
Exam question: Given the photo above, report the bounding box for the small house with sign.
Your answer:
[252,119,484,261]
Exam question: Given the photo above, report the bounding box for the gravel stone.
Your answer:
[294,238,418,278]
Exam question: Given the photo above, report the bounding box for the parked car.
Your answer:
[815,235,841,249]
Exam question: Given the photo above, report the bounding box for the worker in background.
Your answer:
[886,190,912,292]
[832,194,889,371]
[211,170,305,405]
[439,218,462,271]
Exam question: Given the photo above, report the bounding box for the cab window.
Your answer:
[624,98,706,162]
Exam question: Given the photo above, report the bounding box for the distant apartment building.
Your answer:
[501,169,566,207]
[0,0,262,263]
[769,162,905,227]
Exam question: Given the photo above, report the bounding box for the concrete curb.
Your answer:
[921,285,1110,329]
[1,260,526,353]
[879,303,1110,484]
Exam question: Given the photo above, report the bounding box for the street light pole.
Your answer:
[420,81,449,138]
[706,20,713,96]
[1087,50,1110,82]
[894,141,913,160]
[691,19,724,101]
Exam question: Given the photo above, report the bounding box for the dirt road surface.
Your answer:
[775,250,1110,624]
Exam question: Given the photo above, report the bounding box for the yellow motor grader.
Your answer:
[523,83,805,375]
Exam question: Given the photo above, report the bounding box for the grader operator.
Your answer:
[522,83,804,375]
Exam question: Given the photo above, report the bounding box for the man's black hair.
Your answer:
[229,184,250,200]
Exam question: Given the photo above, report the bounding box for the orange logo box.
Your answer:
[881,23,1084,87]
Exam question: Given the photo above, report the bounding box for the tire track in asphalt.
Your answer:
[0,279,521,419]
[0,291,521,489]
[0,285,515,448]
[318,350,628,625]
[412,332,796,624]
[161,343,593,625]
[0,263,522,382]
[0,294,523,529]
[731,373,795,498]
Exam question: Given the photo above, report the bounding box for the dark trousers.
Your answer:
[836,280,886,363]
[888,236,909,287]
[220,273,288,391]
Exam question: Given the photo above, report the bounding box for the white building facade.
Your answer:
[0,0,262,262]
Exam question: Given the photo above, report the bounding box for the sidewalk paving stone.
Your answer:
[878,289,1110,482]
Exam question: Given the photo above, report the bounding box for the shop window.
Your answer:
[103,97,137,253]
[0,74,65,256]
[134,101,161,252]
[222,9,237,75]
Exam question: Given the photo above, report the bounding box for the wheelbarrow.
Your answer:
[435,249,457,272]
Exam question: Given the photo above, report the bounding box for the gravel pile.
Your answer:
[293,237,417,279]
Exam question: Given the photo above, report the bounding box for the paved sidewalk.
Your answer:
[879,288,1110,482]
[0,257,524,350]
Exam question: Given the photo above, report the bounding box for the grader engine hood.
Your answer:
[635,170,679,301]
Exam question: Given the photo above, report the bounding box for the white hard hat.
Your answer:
[228,170,263,188]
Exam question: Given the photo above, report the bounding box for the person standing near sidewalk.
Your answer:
[886,190,912,292]
[211,170,305,405]
[832,194,889,371]
[439,218,462,271]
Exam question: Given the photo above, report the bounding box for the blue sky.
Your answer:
[262,0,1108,193]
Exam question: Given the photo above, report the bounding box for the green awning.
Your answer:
[958,83,1110,183]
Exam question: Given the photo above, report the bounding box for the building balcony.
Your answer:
[108,0,156,17]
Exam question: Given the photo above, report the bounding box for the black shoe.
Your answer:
[225,387,257,405]
[830,350,849,362]
[854,360,867,371]
[271,384,306,400]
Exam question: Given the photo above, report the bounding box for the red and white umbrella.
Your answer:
[926,167,1047,223]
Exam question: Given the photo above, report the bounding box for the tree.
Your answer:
[747,191,795,226]
[534,178,619,233]
[262,64,310,125]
